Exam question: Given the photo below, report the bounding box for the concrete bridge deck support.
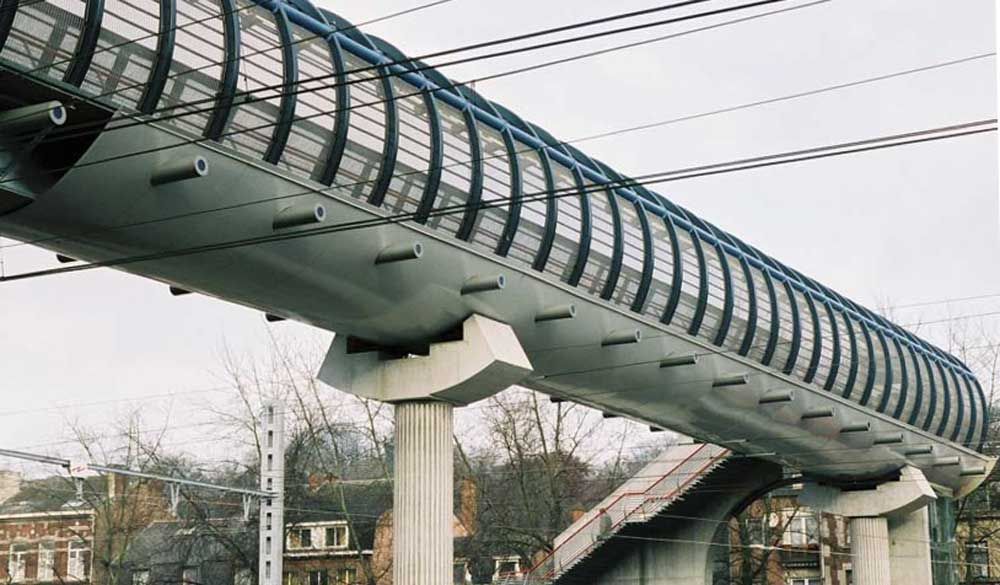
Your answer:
[800,465,937,585]
[319,314,533,585]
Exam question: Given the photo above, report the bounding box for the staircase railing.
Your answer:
[505,443,730,584]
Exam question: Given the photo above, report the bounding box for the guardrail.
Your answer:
[500,443,731,584]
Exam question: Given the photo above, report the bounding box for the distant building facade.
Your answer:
[0,474,96,584]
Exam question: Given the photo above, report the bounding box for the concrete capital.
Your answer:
[318,314,533,405]
[798,465,936,519]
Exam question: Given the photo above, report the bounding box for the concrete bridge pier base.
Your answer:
[318,314,533,585]
[888,505,934,585]
[799,466,938,585]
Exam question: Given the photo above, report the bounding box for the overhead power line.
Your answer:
[0,0,461,88]
[0,50,991,252]
[0,118,992,285]
[0,447,273,497]
[0,0,828,166]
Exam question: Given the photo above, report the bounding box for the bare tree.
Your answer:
[210,333,393,585]
[454,388,668,580]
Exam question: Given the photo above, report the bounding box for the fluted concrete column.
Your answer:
[394,400,454,585]
[319,315,532,585]
[849,517,890,585]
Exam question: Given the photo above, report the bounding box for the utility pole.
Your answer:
[258,402,285,585]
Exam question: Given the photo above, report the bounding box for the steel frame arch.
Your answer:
[456,102,484,241]
[589,159,628,301]
[660,214,685,327]
[493,124,523,257]
[736,257,757,356]
[491,103,543,259]
[701,223,740,348]
[361,40,399,209]
[904,344,924,427]
[887,337,909,420]
[686,231,710,338]
[318,34,350,187]
[856,318,878,407]
[275,1,978,384]
[413,87,443,224]
[821,301,841,392]
[900,329,930,429]
[802,292,823,384]
[205,0,240,140]
[870,325,894,414]
[631,199,654,313]
[961,372,977,446]
[727,235,764,358]
[780,280,801,376]
[451,84,503,244]
[934,359,953,438]
[564,166,592,286]
[263,4,298,165]
[972,377,988,450]
[0,0,16,53]
[532,125,591,285]
[919,352,938,432]
[63,0,104,86]
[840,310,860,399]
[712,243,734,347]
[139,0,175,114]
[531,146,558,272]
[947,367,966,443]
[562,144,597,287]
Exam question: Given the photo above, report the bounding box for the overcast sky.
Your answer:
[0,0,996,469]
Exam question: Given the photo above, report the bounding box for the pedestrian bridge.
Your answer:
[0,0,991,499]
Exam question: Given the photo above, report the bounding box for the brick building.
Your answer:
[724,489,852,585]
[0,474,96,584]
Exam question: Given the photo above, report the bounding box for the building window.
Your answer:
[132,570,150,585]
[493,556,520,579]
[67,540,89,581]
[324,525,348,549]
[38,542,56,582]
[789,579,822,585]
[290,528,313,549]
[781,511,819,546]
[334,568,355,585]
[182,567,200,584]
[8,544,28,583]
[307,570,328,585]
[968,542,990,581]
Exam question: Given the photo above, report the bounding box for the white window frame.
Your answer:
[307,569,327,585]
[38,542,56,582]
[780,511,818,546]
[967,541,990,580]
[334,568,355,585]
[323,525,348,550]
[8,544,28,583]
[67,540,88,581]
[493,556,520,580]
[287,528,314,550]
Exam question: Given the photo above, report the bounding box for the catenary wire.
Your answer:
[0,0,825,165]
[0,119,991,284]
[2,48,990,252]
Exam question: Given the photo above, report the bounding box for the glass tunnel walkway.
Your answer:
[0,0,986,450]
